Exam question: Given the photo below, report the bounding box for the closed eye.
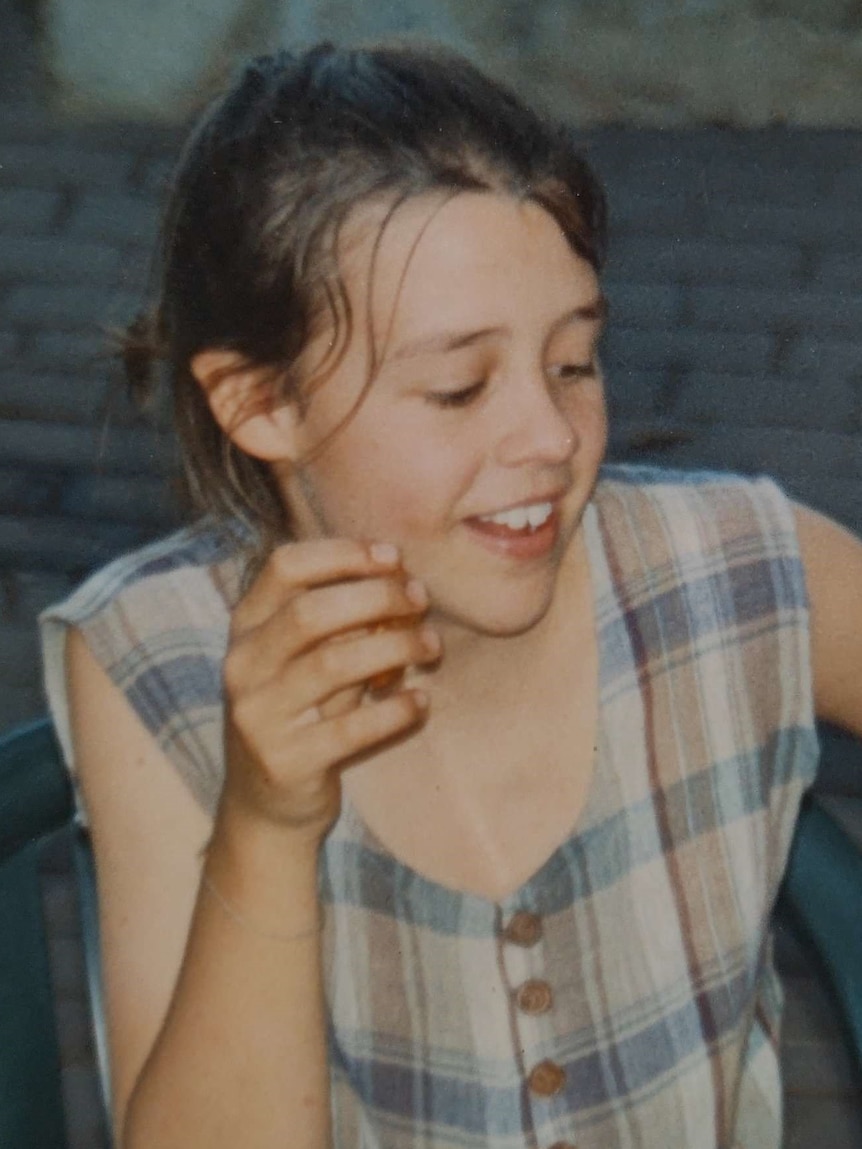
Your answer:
[551,362,596,381]
[426,380,486,409]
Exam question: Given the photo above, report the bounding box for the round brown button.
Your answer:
[502,911,543,947]
[515,979,554,1015]
[527,1059,566,1098]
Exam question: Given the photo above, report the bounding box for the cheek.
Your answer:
[309,424,471,538]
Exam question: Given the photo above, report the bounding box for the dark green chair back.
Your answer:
[0,718,111,1148]
[779,796,862,1076]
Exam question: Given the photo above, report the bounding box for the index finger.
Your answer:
[233,537,401,632]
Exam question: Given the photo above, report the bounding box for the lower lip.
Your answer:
[463,508,561,560]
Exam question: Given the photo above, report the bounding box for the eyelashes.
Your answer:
[426,362,597,409]
[427,381,486,409]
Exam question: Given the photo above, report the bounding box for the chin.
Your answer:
[434,579,558,639]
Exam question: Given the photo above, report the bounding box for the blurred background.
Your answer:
[0,0,860,1145]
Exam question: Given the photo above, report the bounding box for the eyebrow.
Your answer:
[386,295,608,364]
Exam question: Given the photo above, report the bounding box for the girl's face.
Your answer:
[279,192,607,639]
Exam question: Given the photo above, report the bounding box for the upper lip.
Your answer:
[468,490,567,518]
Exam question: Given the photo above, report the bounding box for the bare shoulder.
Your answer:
[793,503,862,736]
[65,627,213,1131]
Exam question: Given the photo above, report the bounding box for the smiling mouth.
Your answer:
[474,501,555,532]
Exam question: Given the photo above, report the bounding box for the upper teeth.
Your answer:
[478,502,554,530]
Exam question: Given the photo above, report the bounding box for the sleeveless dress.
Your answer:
[40,465,819,1149]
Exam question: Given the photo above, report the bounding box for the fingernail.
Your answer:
[405,578,428,608]
[370,542,399,565]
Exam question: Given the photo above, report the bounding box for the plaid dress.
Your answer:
[41,466,818,1149]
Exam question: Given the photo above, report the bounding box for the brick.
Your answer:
[0,369,107,424]
[67,192,161,248]
[607,191,695,240]
[812,250,861,293]
[0,419,176,473]
[604,368,666,421]
[0,187,61,234]
[0,235,122,286]
[604,236,803,288]
[603,281,680,329]
[777,335,862,385]
[61,473,181,528]
[0,329,15,358]
[0,514,150,574]
[701,201,862,251]
[688,156,826,210]
[0,570,74,623]
[828,161,862,207]
[0,465,57,514]
[0,105,57,145]
[4,284,139,329]
[686,285,862,337]
[673,371,856,433]
[0,620,42,683]
[602,325,775,376]
[588,128,848,205]
[0,142,134,191]
[19,329,110,370]
[608,421,862,493]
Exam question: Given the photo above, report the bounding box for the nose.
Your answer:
[493,376,578,468]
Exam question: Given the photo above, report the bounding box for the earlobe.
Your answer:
[189,348,302,463]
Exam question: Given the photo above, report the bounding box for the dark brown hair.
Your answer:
[125,42,607,547]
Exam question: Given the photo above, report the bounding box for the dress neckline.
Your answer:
[327,492,618,918]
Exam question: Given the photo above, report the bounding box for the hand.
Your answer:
[220,539,439,842]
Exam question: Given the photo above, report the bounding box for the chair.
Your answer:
[0,717,111,1149]
[778,795,862,1078]
[0,717,859,1146]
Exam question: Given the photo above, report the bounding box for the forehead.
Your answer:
[339,191,599,341]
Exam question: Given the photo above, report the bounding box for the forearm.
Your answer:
[122,808,331,1149]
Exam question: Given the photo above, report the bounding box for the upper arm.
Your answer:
[794,502,862,737]
[65,626,214,1134]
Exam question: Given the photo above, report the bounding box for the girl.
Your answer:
[41,42,862,1149]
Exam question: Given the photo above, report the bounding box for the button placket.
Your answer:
[500,908,570,1134]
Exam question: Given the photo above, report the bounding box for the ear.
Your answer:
[190,349,302,463]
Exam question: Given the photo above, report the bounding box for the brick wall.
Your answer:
[1,112,860,745]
